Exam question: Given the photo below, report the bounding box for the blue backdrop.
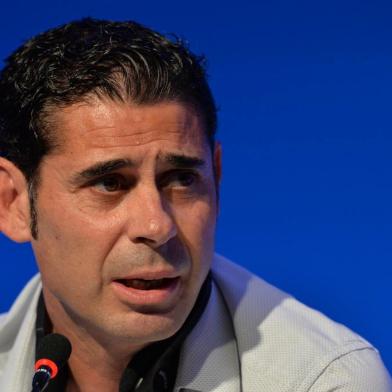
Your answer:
[1,0,391,372]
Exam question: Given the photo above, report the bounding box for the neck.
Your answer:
[64,342,130,392]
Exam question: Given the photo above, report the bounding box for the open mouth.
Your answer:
[116,277,179,290]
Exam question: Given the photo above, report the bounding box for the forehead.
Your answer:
[46,99,209,161]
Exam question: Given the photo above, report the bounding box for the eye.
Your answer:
[92,175,127,192]
[159,170,198,189]
[173,171,197,187]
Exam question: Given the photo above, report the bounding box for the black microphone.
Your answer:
[32,333,72,392]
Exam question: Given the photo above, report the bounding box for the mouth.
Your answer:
[115,277,179,290]
[111,276,182,308]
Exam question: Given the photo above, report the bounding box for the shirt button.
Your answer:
[153,369,168,391]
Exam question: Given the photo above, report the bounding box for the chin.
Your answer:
[96,310,186,346]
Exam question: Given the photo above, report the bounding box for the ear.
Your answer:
[0,157,32,242]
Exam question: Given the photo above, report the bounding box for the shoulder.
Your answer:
[309,349,392,391]
[211,254,392,391]
[0,313,7,329]
[0,275,41,367]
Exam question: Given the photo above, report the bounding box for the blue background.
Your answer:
[0,0,391,373]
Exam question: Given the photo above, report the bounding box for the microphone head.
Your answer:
[36,333,72,369]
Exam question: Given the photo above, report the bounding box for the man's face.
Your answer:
[30,99,219,349]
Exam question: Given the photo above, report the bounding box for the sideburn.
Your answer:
[28,175,40,239]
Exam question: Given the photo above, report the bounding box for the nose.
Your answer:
[126,185,177,248]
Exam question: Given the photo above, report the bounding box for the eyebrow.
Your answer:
[163,153,206,169]
[70,159,134,184]
[70,154,205,185]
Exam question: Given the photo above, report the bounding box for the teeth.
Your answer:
[123,278,167,290]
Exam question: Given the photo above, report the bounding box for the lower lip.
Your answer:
[111,278,182,307]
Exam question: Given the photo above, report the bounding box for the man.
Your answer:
[0,18,390,392]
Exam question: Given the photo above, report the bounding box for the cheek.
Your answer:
[32,198,124,285]
[176,199,217,260]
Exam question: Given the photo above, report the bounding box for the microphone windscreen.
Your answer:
[36,333,72,368]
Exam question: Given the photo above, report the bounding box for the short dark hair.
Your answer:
[0,17,217,183]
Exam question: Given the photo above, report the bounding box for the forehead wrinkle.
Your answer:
[81,125,118,135]
[79,104,200,138]
[79,108,196,136]
[88,129,192,149]
[88,128,183,139]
